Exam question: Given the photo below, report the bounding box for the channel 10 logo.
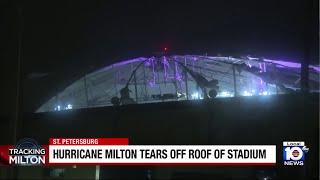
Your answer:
[283,141,309,166]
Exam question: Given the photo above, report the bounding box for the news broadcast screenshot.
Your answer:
[1,0,319,179]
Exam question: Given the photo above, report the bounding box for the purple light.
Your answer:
[150,58,156,87]
[148,80,156,87]
[264,59,300,68]
[312,66,320,72]
[259,63,263,73]
[37,54,320,113]
[93,55,319,91]
[264,59,320,73]
[144,59,152,66]
[162,56,169,80]
[175,62,182,81]
[97,56,319,74]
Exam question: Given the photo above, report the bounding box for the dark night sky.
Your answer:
[2,0,318,112]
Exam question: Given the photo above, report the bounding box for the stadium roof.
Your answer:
[37,55,320,112]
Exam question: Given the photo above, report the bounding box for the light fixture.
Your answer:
[217,91,233,97]
[259,91,270,96]
[191,92,200,99]
[54,105,61,111]
[243,90,253,96]
[65,104,73,110]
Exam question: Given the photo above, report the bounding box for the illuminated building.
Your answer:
[37,55,320,112]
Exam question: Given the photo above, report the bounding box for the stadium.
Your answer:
[37,55,320,112]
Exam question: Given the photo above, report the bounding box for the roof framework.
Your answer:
[37,55,320,112]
